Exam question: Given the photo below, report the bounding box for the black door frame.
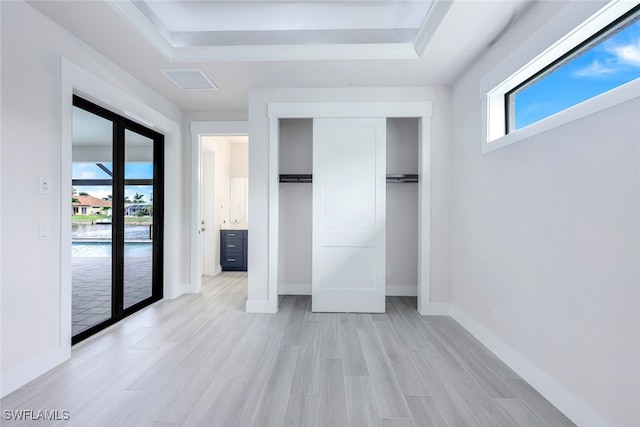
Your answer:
[71,95,164,344]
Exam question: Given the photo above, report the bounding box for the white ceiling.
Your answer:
[110,0,446,60]
[27,0,536,112]
[141,1,430,31]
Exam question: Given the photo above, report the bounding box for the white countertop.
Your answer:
[221,222,248,230]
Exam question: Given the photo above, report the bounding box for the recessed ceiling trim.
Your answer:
[172,29,418,47]
[131,0,172,41]
[107,0,451,62]
[172,44,419,63]
[106,0,173,59]
[415,0,454,56]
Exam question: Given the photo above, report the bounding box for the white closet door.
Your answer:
[312,118,386,313]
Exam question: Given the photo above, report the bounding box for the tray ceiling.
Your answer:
[26,0,537,111]
[108,0,452,61]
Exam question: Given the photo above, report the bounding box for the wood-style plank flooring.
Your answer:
[1,272,576,426]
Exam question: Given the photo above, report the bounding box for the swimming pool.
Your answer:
[72,241,152,257]
[72,223,152,240]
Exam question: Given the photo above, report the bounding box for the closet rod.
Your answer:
[386,174,418,183]
[279,174,312,183]
[279,174,419,183]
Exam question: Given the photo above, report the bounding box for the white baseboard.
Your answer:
[450,305,610,427]
[245,299,273,313]
[203,265,222,277]
[278,284,418,297]
[418,302,451,315]
[0,346,70,398]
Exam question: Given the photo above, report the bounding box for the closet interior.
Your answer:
[277,117,420,306]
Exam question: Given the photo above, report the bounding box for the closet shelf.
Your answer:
[279,173,418,183]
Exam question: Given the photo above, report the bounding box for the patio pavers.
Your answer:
[72,256,153,336]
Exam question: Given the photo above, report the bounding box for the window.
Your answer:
[507,5,640,132]
[484,2,640,151]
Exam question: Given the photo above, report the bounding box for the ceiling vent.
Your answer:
[160,68,218,90]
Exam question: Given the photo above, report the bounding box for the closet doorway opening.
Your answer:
[71,96,164,344]
[267,102,432,314]
[277,117,420,312]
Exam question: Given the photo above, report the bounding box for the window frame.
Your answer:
[505,4,640,135]
[482,1,640,153]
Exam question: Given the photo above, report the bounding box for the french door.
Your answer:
[71,96,163,344]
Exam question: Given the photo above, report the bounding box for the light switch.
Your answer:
[39,176,51,194]
[38,224,49,240]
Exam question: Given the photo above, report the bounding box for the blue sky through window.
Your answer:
[512,15,640,130]
[73,162,154,202]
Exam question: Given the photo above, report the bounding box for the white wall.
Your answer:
[229,141,249,223]
[450,2,640,426]
[207,137,232,228]
[230,142,249,178]
[0,1,186,397]
[248,87,451,308]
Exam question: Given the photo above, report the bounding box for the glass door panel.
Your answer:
[72,96,163,344]
[123,129,154,309]
[71,107,114,336]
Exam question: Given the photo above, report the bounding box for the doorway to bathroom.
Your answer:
[199,135,249,279]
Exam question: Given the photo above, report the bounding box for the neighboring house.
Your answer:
[72,195,111,216]
[125,203,151,216]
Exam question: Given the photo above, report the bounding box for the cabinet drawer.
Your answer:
[222,238,243,251]
[220,229,247,271]
[221,231,244,239]
[222,255,244,268]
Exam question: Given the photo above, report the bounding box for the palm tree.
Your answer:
[72,187,80,204]
[133,193,145,203]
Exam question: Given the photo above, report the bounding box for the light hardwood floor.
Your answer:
[1,272,576,426]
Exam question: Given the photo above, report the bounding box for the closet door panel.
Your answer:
[319,126,377,232]
[312,118,386,313]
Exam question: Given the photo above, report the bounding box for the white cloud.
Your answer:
[612,41,640,67]
[574,34,640,78]
[573,59,617,77]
